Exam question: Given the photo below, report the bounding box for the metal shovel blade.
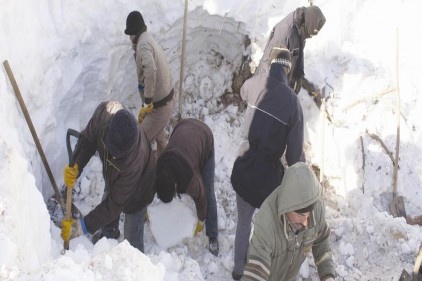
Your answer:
[399,269,411,281]
[389,195,407,218]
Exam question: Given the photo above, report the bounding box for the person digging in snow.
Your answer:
[256,5,326,108]
[243,162,336,281]
[60,101,156,253]
[154,118,219,256]
[124,11,175,155]
[231,47,306,280]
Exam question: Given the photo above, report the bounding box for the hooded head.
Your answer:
[124,11,146,35]
[105,109,138,158]
[276,162,321,216]
[155,167,177,203]
[303,6,326,38]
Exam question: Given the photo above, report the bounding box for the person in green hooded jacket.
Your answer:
[244,162,336,281]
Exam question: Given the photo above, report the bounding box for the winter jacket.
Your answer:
[231,63,305,208]
[257,6,325,90]
[134,31,173,104]
[156,118,214,221]
[72,101,156,234]
[244,162,336,281]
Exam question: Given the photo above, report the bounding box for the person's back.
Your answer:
[232,53,304,208]
[135,31,173,104]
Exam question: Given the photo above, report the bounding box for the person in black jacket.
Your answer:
[231,47,305,280]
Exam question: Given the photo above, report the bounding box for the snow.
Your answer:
[1,0,422,280]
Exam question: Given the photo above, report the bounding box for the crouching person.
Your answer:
[244,162,336,281]
[154,118,219,256]
[60,101,156,253]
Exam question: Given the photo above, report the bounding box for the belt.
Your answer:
[153,89,174,108]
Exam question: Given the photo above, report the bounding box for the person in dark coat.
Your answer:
[60,101,156,253]
[257,5,326,107]
[154,118,219,256]
[231,47,305,280]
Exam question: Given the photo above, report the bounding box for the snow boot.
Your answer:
[92,227,120,244]
[209,237,219,256]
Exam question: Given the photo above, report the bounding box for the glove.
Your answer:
[61,218,87,241]
[194,220,205,236]
[138,83,144,94]
[138,103,154,124]
[64,163,79,188]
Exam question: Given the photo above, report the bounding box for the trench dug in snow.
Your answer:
[47,7,251,249]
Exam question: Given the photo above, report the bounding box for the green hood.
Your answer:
[276,162,321,216]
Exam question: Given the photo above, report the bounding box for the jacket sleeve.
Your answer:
[244,220,273,281]
[136,42,157,101]
[72,102,106,173]
[285,97,305,165]
[312,203,336,280]
[287,27,304,86]
[84,164,140,233]
[186,172,207,221]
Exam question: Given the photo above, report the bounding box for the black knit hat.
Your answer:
[155,168,176,203]
[269,47,292,72]
[105,109,138,158]
[124,11,145,35]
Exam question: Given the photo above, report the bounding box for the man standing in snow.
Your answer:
[257,5,326,107]
[61,101,156,253]
[124,11,175,156]
[231,47,305,280]
[243,162,336,281]
[154,118,219,256]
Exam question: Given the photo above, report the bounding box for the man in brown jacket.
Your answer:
[154,118,219,256]
[60,101,156,253]
[124,11,175,156]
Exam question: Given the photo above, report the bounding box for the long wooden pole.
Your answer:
[178,0,188,120]
[3,60,65,210]
[392,28,400,198]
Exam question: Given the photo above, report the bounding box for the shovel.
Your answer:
[62,128,80,253]
[399,246,422,281]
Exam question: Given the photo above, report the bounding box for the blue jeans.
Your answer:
[124,206,147,253]
[202,148,218,239]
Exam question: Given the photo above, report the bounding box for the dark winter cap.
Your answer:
[124,11,146,35]
[270,47,292,71]
[105,109,138,158]
[304,6,326,37]
[295,202,315,214]
[155,168,176,203]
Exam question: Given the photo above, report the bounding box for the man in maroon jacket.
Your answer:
[60,101,156,253]
[154,118,219,256]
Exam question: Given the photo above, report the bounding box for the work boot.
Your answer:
[92,228,120,244]
[208,237,219,256]
[232,271,243,280]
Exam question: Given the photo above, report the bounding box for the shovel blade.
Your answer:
[389,196,407,218]
[399,269,411,281]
